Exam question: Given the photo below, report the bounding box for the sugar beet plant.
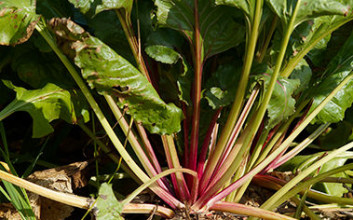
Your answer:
[1,0,353,219]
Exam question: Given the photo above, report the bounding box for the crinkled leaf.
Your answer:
[0,0,36,13]
[85,11,133,63]
[309,31,353,124]
[146,45,180,64]
[0,9,39,46]
[0,82,88,138]
[265,0,351,29]
[259,73,300,128]
[0,0,40,45]
[96,183,123,220]
[153,0,245,59]
[50,18,183,134]
[204,64,241,109]
[289,59,312,94]
[68,0,133,16]
[145,28,185,62]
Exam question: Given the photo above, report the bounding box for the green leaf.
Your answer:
[318,122,353,150]
[204,64,241,109]
[96,183,123,220]
[146,45,180,64]
[11,44,74,88]
[145,29,191,105]
[309,31,353,124]
[0,0,40,45]
[0,82,88,138]
[0,0,36,13]
[68,0,133,16]
[215,0,252,18]
[256,68,300,128]
[153,0,245,59]
[266,75,300,128]
[316,158,349,197]
[50,18,183,134]
[85,11,133,63]
[265,0,350,29]
[289,59,312,94]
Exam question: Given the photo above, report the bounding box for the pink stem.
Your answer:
[189,0,203,172]
[197,108,222,179]
[199,88,259,195]
[182,103,190,168]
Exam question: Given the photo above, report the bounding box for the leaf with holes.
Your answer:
[0,0,40,45]
[49,18,183,135]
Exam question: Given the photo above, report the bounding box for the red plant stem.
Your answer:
[217,89,259,168]
[260,103,312,173]
[199,88,259,195]
[251,120,265,153]
[262,124,280,151]
[136,125,162,174]
[135,124,174,193]
[197,108,222,179]
[189,0,203,172]
[260,134,287,174]
[182,103,190,168]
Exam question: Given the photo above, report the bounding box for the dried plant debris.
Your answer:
[27,161,90,190]
[0,161,90,220]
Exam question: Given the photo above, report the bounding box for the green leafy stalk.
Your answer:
[197,1,304,203]
[35,21,183,209]
[253,175,353,209]
[201,69,353,209]
[199,0,264,193]
[257,16,278,63]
